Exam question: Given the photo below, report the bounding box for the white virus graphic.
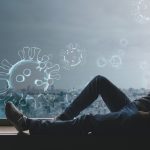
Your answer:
[0,47,60,107]
[60,43,86,70]
[31,93,56,110]
[109,55,122,68]
[133,0,150,24]
[96,57,108,68]
[96,54,123,69]
[96,38,127,70]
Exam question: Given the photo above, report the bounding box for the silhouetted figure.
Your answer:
[5,75,150,136]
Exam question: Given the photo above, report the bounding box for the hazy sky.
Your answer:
[1,0,150,90]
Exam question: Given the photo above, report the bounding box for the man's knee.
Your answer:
[94,75,108,83]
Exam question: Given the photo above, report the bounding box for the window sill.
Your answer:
[0,118,53,135]
[0,118,54,126]
[0,126,29,135]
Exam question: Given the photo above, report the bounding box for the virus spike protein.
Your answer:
[22,47,31,60]
[1,59,12,69]
[0,47,61,109]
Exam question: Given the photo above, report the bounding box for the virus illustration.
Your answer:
[96,54,122,69]
[0,47,60,107]
[133,0,150,24]
[60,43,86,70]
[109,55,122,68]
[96,57,107,68]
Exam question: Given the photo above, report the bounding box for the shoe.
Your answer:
[5,102,28,132]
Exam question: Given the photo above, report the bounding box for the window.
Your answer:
[0,0,150,121]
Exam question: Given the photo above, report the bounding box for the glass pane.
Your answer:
[0,0,150,118]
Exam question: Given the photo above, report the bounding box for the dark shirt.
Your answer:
[133,94,150,111]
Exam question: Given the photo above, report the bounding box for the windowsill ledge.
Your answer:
[0,126,29,135]
[0,118,54,135]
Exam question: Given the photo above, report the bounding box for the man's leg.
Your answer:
[28,115,96,135]
[5,101,125,136]
[5,102,99,135]
[28,113,125,135]
[6,101,147,136]
[58,75,131,120]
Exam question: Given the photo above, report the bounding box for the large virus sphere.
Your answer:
[60,43,85,70]
[0,47,60,106]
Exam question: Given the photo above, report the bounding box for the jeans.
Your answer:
[28,75,141,135]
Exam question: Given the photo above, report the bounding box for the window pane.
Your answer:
[0,0,150,118]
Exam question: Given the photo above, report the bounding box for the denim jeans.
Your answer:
[28,75,141,135]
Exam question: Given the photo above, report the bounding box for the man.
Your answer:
[5,75,150,136]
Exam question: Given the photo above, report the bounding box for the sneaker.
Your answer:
[5,102,28,132]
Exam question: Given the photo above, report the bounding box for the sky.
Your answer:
[0,0,150,90]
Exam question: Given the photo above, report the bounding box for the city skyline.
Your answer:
[1,0,150,90]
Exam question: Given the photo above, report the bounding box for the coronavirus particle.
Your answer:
[109,55,122,68]
[133,0,150,24]
[60,43,86,70]
[0,47,60,107]
[96,57,107,68]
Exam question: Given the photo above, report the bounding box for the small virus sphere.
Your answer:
[133,0,150,24]
[60,43,85,70]
[0,47,60,106]
[96,57,107,68]
[109,55,122,68]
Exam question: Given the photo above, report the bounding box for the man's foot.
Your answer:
[5,102,28,132]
